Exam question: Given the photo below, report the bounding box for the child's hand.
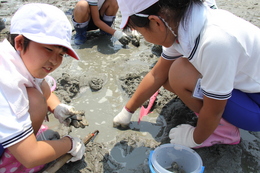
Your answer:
[54,104,88,128]
[131,30,140,47]
[66,135,85,163]
[169,124,201,148]
[113,30,131,46]
[113,107,132,129]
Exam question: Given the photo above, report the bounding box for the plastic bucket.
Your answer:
[149,144,204,173]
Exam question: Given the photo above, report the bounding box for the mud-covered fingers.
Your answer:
[66,115,89,128]
[131,30,140,47]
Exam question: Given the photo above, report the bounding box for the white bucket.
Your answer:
[149,144,204,173]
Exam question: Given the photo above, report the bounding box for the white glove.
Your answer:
[66,135,85,163]
[113,30,131,46]
[54,104,87,128]
[169,124,201,148]
[113,107,133,128]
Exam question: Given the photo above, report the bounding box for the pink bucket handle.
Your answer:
[45,75,57,92]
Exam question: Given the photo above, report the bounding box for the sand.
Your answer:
[1,0,260,172]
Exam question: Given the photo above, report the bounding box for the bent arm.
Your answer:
[47,92,61,112]
[126,57,174,112]
[8,134,71,168]
[193,96,227,144]
[41,80,61,112]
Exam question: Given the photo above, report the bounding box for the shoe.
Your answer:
[74,30,87,45]
[74,26,87,45]
[194,118,240,148]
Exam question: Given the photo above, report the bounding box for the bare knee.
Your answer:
[101,0,118,16]
[73,0,90,22]
[27,88,48,134]
[168,58,200,95]
[107,0,119,9]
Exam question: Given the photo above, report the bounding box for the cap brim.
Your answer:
[67,49,80,60]
[23,34,80,60]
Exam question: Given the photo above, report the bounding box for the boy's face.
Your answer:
[15,35,65,78]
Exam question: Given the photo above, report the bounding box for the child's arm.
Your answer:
[169,97,226,147]
[47,92,61,112]
[41,80,86,127]
[8,134,76,168]
[40,79,60,112]
[193,97,226,144]
[90,5,131,45]
[90,5,115,35]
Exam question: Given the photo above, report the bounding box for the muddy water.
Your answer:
[45,33,162,143]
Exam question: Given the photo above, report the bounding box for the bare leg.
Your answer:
[99,0,118,17]
[168,58,203,113]
[27,88,48,136]
[73,0,91,23]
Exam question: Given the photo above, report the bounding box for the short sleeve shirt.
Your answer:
[0,40,43,149]
[162,9,260,100]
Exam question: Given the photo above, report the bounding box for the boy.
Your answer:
[0,3,85,172]
[72,0,131,45]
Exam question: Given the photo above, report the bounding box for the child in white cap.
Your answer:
[0,3,85,172]
[113,0,260,149]
[72,0,132,45]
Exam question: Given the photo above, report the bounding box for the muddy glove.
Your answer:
[131,30,140,47]
[113,30,131,46]
[169,124,201,148]
[54,104,88,128]
[65,135,85,163]
[113,107,133,128]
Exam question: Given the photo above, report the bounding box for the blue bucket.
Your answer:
[149,144,205,173]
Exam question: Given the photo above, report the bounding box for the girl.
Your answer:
[113,0,260,148]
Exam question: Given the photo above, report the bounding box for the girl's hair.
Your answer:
[7,34,31,52]
[125,0,203,31]
[7,34,68,53]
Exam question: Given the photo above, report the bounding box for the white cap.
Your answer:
[10,3,80,60]
[117,0,159,29]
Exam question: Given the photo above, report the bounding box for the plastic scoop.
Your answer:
[138,90,159,124]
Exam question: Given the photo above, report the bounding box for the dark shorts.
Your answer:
[0,144,4,157]
[87,17,99,31]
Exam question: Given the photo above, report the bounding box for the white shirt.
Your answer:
[87,0,105,10]
[162,6,260,100]
[0,39,43,148]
